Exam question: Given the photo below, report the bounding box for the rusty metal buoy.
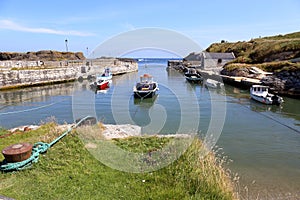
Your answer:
[2,143,33,163]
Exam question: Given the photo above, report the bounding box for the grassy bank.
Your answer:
[0,123,236,199]
[223,61,300,73]
[207,32,300,64]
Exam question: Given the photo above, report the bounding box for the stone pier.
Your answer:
[0,58,138,90]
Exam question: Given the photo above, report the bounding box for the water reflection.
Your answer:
[249,99,283,113]
[133,94,158,108]
[0,82,75,106]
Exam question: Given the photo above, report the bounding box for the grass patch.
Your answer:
[0,124,236,200]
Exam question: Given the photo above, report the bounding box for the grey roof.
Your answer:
[184,52,202,61]
[203,52,235,59]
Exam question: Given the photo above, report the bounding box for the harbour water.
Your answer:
[0,59,299,199]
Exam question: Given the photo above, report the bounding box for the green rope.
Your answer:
[0,116,92,172]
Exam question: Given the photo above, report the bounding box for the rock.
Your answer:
[101,124,141,139]
[9,125,39,133]
[221,67,250,77]
[261,69,300,97]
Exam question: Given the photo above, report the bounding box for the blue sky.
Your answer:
[0,0,299,57]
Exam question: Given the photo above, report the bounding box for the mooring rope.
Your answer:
[0,98,68,116]
[231,98,300,134]
[0,115,92,172]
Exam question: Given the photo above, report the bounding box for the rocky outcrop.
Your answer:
[221,67,250,77]
[0,51,85,61]
[221,66,300,97]
[261,69,300,97]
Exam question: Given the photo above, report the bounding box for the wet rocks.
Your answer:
[261,69,300,97]
[101,124,141,139]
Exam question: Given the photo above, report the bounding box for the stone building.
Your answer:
[200,52,235,70]
[183,52,202,67]
[183,52,235,71]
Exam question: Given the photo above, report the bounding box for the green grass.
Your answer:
[0,124,236,200]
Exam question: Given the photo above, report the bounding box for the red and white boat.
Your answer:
[90,68,112,90]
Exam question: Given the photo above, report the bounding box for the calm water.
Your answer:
[1,59,299,199]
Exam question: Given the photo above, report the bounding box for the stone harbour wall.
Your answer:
[0,67,79,89]
[0,58,138,90]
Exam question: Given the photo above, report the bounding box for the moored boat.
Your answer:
[250,85,284,105]
[90,79,111,90]
[133,74,159,99]
[204,79,224,89]
[90,68,112,90]
[184,68,203,83]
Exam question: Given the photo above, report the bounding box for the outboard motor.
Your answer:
[272,95,280,105]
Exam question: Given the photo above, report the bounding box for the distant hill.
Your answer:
[206,31,300,64]
[0,50,85,61]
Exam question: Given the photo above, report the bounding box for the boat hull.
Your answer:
[97,81,110,90]
[250,93,283,105]
[134,90,156,98]
[250,94,273,105]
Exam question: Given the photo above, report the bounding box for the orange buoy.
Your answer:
[2,143,33,163]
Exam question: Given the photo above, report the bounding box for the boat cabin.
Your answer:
[102,68,111,77]
[140,74,153,83]
[251,85,269,95]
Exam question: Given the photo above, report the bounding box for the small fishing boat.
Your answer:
[204,79,224,89]
[90,79,111,90]
[133,74,159,99]
[184,68,203,83]
[250,85,284,105]
[90,68,112,90]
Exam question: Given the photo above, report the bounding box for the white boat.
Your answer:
[250,85,284,105]
[204,79,224,89]
[184,68,203,83]
[133,74,159,99]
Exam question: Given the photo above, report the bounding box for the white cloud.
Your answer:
[122,22,136,31]
[0,19,95,36]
